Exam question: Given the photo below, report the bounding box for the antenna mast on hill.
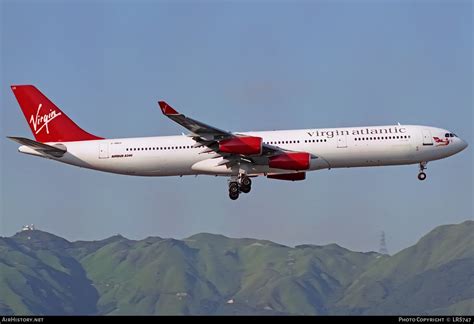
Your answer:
[379,231,389,255]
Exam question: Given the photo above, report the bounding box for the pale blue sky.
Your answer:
[1,0,472,253]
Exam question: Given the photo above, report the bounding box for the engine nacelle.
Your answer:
[268,173,306,181]
[269,152,311,170]
[219,136,263,155]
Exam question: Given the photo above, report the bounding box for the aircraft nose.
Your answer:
[460,139,468,151]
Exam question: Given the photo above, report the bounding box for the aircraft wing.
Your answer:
[7,136,67,158]
[158,101,316,170]
[158,101,230,141]
[158,101,292,157]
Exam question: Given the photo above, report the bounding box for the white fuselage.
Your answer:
[18,125,467,177]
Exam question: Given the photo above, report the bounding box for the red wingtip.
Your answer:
[158,101,179,115]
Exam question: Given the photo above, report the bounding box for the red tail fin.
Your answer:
[11,85,102,142]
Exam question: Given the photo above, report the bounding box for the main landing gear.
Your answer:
[418,162,427,181]
[228,175,252,200]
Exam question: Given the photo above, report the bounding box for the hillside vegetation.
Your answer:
[0,221,472,315]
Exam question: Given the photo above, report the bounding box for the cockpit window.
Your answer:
[445,133,457,138]
[445,133,450,137]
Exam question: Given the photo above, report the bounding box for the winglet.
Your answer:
[158,101,179,115]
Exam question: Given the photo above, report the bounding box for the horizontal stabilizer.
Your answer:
[7,136,67,157]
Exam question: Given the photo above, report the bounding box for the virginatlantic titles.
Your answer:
[307,126,407,138]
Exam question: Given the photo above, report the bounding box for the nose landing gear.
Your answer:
[418,162,427,181]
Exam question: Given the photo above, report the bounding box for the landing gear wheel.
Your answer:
[239,176,252,193]
[418,172,427,181]
[229,191,239,200]
[229,182,239,194]
[240,184,251,194]
[241,176,252,187]
[418,162,427,181]
[228,182,240,200]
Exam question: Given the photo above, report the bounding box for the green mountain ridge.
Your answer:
[0,220,472,315]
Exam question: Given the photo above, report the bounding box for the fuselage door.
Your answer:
[422,129,433,146]
[99,142,109,159]
[337,135,347,148]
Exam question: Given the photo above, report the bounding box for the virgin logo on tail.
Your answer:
[433,137,450,146]
[29,103,62,135]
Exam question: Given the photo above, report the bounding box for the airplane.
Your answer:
[8,85,468,200]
